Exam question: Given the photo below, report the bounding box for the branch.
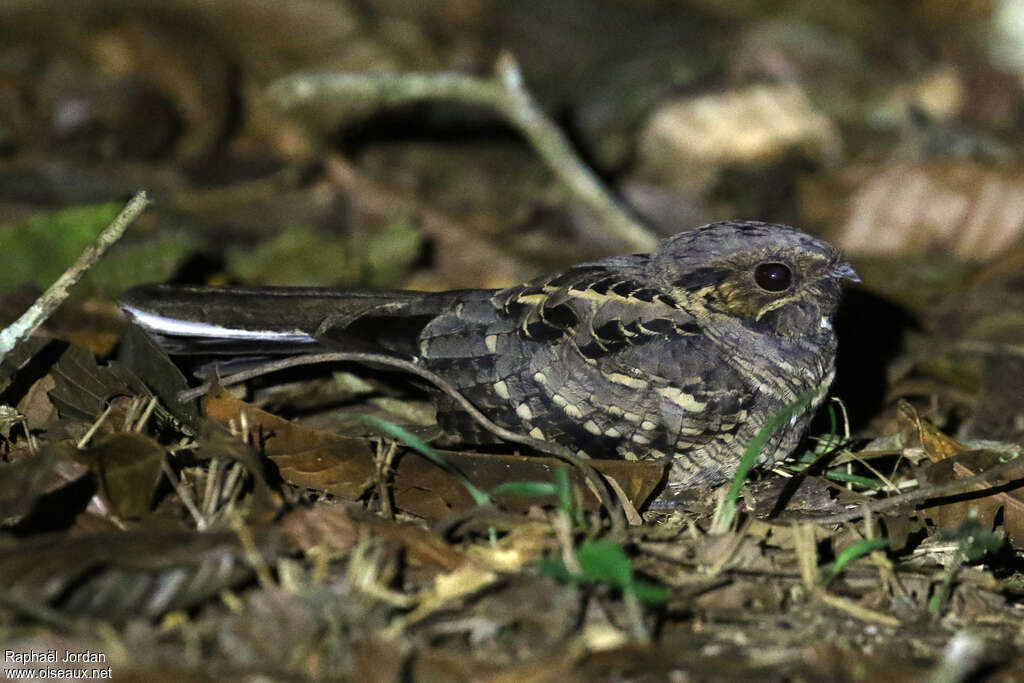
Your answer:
[0,191,151,360]
[782,452,1024,525]
[268,53,657,253]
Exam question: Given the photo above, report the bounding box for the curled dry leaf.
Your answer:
[900,401,1024,547]
[72,431,166,519]
[897,400,968,463]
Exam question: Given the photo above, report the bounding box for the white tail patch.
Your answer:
[125,306,316,344]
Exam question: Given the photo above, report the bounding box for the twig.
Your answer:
[132,395,160,432]
[179,351,627,535]
[375,439,399,520]
[0,191,151,360]
[268,54,657,253]
[955,340,1024,359]
[77,404,114,449]
[162,458,207,530]
[783,452,1024,525]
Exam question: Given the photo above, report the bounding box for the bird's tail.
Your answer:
[120,284,471,357]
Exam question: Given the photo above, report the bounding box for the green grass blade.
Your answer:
[821,537,890,584]
[361,415,490,506]
[715,388,822,531]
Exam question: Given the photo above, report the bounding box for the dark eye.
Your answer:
[753,262,792,292]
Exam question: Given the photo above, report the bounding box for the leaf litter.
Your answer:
[1,327,1021,679]
[2,3,1024,678]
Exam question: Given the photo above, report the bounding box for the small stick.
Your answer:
[162,459,207,530]
[268,55,657,253]
[784,452,1024,525]
[0,191,151,360]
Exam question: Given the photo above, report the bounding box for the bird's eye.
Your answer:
[753,262,792,292]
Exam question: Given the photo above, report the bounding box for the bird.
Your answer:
[121,220,859,493]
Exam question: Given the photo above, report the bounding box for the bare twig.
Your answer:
[375,439,399,520]
[162,459,207,530]
[76,404,114,449]
[783,452,1024,525]
[268,54,657,253]
[180,351,627,535]
[0,191,151,360]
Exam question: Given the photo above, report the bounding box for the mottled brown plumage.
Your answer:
[122,221,858,491]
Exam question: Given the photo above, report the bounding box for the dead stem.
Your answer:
[783,451,1024,525]
[0,191,150,360]
[268,56,656,252]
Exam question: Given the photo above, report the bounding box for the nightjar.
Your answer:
[122,221,858,492]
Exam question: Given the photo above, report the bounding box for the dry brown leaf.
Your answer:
[897,400,968,462]
[73,431,166,518]
[206,393,377,500]
[207,392,665,520]
[280,502,467,572]
[919,450,1024,548]
[357,512,467,571]
[812,160,1024,260]
[0,443,87,525]
[390,450,666,523]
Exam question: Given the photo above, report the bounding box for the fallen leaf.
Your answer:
[48,345,149,422]
[919,449,1024,548]
[206,393,666,520]
[205,393,377,500]
[280,503,359,554]
[117,326,202,430]
[72,431,166,518]
[898,400,968,462]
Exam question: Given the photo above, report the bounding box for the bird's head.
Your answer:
[653,221,859,341]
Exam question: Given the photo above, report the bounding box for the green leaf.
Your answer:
[537,541,669,606]
[575,540,635,588]
[537,556,573,583]
[632,580,669,605]
[821,537,890,584]
[554,467,572,514]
